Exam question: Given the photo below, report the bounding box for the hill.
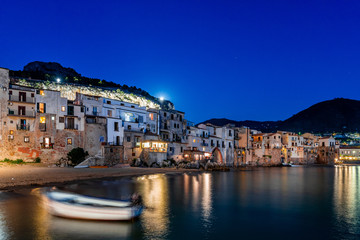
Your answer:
[199,118,281,132]
[280,98,360,133]
[10,61,174,110]
[200,98,360,133]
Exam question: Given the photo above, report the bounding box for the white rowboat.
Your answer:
[42,189,143,221]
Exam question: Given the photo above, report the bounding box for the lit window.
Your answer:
[38,103,45,113]
[61,106,66,112]
[40,90,45,96]
[40,117,46,123]
[67,138,72,145]
[24,136,29,143]
[9,130,13,135]
[51,116,55,121]
[149,113,154,121]
[193,139,196,143]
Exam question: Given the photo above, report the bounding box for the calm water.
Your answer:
[0,166,360,239]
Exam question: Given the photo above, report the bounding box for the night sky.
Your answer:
[1,0,360,123]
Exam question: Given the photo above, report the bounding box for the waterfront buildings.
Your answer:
[0,67,342,166]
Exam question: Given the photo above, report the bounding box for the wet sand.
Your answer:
[0,164,198,191]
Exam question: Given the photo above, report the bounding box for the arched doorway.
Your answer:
[212,147,223,163]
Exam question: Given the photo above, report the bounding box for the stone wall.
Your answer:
[84,122,106,156]
[103,145,124,166]
[317,146,336,165]
[140,149,167,165]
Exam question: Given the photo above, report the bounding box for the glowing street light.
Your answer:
[159,97,164,101]
[56,78,61,83]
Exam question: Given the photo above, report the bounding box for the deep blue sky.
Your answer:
[1,0,360,123]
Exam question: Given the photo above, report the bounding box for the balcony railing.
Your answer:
[9,95,35,103]
[65,124,79,130]
[16,124,30,131]
[40,143,53,149]
[8,110,36,118]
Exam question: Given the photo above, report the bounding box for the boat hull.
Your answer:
[44,197,143,221]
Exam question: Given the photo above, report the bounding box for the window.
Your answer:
[120,103,125,106]
[131,105,135,108]
[174,123,176,128]
[107,100,111,104]
[40,116,46,123]
[9,90,12,95]
[38,103,46,113]
[9,130,13,135]
[108,110,112,117]
[128,125,131,130]
[193,139,196,143]
[51,116,55,121]
[164,112,167,117]
[67,138,72,145]
[67,106,74,115]
[179,115,183,121]
[39,90,45,96]
[43,137,51,148]
[181,147,183,152]
[59,117,64,123]
[138,116,143,123]
[127,136,131,142]
[171,114,174,120]
[61,106,66,112]
[31,93,34,98]
[114,122,119,131]
[24,136,30,143]
[149,113,154,121]
[8,135,14,141]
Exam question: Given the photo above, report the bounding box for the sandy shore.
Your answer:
[0,164,198,191]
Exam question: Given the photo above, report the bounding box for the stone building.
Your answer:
[159,110,187,161]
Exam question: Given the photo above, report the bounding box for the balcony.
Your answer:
[86,111,98,116]
[16,124,30,131]
[106,142,123,146]
[8,95,35,104]
[201,143,209,147]
[8,109,36,118]
[40,143,53,149]
[65,124,79,130]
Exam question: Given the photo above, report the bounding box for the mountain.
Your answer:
[200,98,360,133]
[199,118,281,132]
[280,98,360,133]
[10,61,174,110]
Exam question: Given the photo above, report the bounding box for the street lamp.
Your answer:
[160,97,164,101]
[56,78,61,83]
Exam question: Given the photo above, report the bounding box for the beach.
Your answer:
[0,164,197,191]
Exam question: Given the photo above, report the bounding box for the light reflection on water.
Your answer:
[333,166,360,238]
[0,168,359,239]
[136,174,170,239]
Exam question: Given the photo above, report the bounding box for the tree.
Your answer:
[67,147,88,166]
